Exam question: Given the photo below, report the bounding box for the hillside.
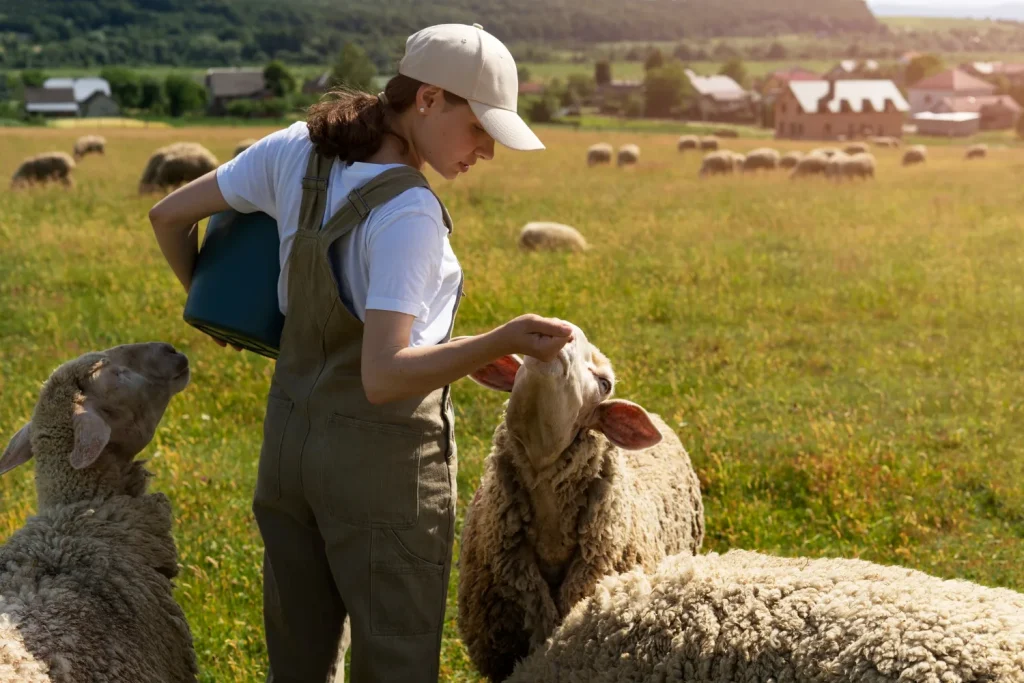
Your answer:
[0,0,880,69]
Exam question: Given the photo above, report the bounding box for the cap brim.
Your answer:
[470,101,545,151]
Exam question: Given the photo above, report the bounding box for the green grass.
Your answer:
[880,16,1016,30]
[1,126,1024,680]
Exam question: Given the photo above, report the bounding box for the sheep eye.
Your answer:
[598,377,612,394]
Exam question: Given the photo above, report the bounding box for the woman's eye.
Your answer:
[598,377,612,394]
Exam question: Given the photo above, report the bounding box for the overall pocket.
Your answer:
[319,414,423,528]
[254,394,293,504]
[369,527,447,636]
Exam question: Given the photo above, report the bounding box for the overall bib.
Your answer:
[253,149,462,682]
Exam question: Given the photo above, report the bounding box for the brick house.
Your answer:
[907,69,995,114]
[774,79,909,140]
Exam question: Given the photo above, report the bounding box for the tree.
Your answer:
[526,97,554,123]
[644,59,692,118]
[595,60,611,86]
[101,66,141,108]
[720,59,747,87]
[332,42,377,93]
[517,65,531,84]
[644,48,665,71]
[766,42,787,59]
[164,74,206,117]
[20,69,46,87]
[905,53,944,87]
[566,73,596,102]
[263,60,295,97]
[139,75,165,112]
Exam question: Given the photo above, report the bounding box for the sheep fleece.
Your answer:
[508,549,1024,683]
[458,414,703,680]
[0,493,197,682]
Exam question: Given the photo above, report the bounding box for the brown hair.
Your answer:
[306,74,467,164]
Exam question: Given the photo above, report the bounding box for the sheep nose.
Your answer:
[158,343,177,355]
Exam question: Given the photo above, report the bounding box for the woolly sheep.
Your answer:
[616,144,640,167]
[0,342,197,682]
[698,150,737,177]
[518,222,588,253]
[676,135,699,152]
[824,151,849,179]
[457,323,704,681]
[698,136,719,151]
[966,143,988,159]
[10,152,75,190]
[790,152,830,179]
[740,147,780,172]
[233,138,257,158]
[871,135,901,148]
[810,146,841,158]
[778,151,803,169]
[903,144,927,166]
[586,142,613,166]
[508,549,1024,683]
[73,135,106,160]
[841,152,876,179]
[843,142,868,155]
[138,142,219,194]
[713,128,739,138]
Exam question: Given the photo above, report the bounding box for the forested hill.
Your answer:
[0,0,880,69]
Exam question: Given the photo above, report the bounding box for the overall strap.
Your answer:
[298,149,333,233]
[320,166,452,246]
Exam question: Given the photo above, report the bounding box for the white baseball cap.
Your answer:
[399,23,545,151]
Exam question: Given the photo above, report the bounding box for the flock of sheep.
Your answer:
[2,330,1023,682]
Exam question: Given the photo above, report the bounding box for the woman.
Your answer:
[150,23,573,683]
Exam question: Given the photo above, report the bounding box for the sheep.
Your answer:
[966,143,988,159]
[903,144,927,166]
[740,147,780,172]
[518,222,588,253]
[843,141,868,155]
[698,136,719,151]
[713,128,739,138]
[698,150,737,177]
[73,135,106,160]
[617,144,640,167]
[778,151,803,169]
[586,142,613,166]
[507,549,1024,683]
[0,342,197,682]
[824,151,849,179]
[138,142,219,194]
[10,152,75,190]
[233,138,257,158]
[841,152,876,179]
[809,146,841,158]
[871,135,901,148]
[457,323,704,681]
[790,152,830,179]
[676,135,699,152]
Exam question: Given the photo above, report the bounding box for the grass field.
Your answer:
[1,126,1023,681]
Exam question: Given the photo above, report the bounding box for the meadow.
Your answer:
[1,125,1023,681]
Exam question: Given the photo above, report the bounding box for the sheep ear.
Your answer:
[468,355,522,392]
[70,404,111,470]
[0,423,34,475]
[592,400,663,450]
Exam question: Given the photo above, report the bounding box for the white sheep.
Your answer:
[617,144,640,167]
[676,135,699,152]
[457,323,704,681]
[10,152,75,190]
[843,141,869,155]
[586,143,613,166]
[698,150,737,177]
[698,136,719,151]
[779,151,803,169]
[518,222,588,253]
[790,151,830,178]
[73,135,106,160]
[966,143,988,159]
[903,144,927,166]
[0,342,197,683]
[740,147,780,172]
[508,549,1024,683]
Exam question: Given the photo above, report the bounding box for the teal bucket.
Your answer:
[183,210,284,359]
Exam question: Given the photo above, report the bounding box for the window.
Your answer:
[825,123,832,135]
[791,122,799,137]
[924,95,932,104]
[781,103,788,114]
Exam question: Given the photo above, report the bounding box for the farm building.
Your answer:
[930,94,1022,130]
[774,79,909,140]
[961,61,1024,89]
[302,70,333,96]
[205,68,269,115]
[685,69,755,122]
[24,78,120,118]
[913,111,981,137]
[907,69,996,114]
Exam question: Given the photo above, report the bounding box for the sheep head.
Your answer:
[0,342,190,508]
[470,323,662,473]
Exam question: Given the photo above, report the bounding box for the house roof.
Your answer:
[788,80,909,114]
[205,69,266,98]
[936,94,1023,114]
[685,70,745,99]
[910,68,996,93]
[913,111,980,122]
[43,77,110,103]
[24,87,79,113]
[964,61,1024,76]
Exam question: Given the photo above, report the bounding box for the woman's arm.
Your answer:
[149,171,234,292]
[362,311,572,405]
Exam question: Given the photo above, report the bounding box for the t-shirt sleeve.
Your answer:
[364,199,445,319]
[215,125,296,217]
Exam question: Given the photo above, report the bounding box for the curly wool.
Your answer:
[458,413,703,681]
[508,549,1024,683]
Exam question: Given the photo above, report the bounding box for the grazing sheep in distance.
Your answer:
[518,222,588,253]
[699,150,737,177]
[10,152,76,190]
[779,151,803,169]
[713,128,739,138]
[617,144,640,167]
[842,152,876,179]
[741,147,780,172]
[843,142,869,155]
[810,146,841,158]
[676,135,699,152]
[825,152,850,179]
[507,549,1024,683]
[458,324,704,681]
[790,152,830,179]
[586,142,613,166]
[73,135,106,160]
[138,142,219,194]
[966,143,988,159]
[903,144,927,166]
[699,136,719,151]
[0,342,197,682]
[871,135,901,148]
[233,138,257,158]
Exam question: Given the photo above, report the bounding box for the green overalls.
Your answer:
[252,149,462,682]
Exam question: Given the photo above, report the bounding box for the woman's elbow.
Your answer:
[148,201,171,233]
[362,371,396,406]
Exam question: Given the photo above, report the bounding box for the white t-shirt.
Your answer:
[215,121,462,347]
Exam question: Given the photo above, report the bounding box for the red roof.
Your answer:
[910,68,996,93]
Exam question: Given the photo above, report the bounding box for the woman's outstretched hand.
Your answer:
[497,314,574,362]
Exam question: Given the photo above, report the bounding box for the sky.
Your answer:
[866,0,1024,19]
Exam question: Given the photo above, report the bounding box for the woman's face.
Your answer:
[412,86,495,180]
